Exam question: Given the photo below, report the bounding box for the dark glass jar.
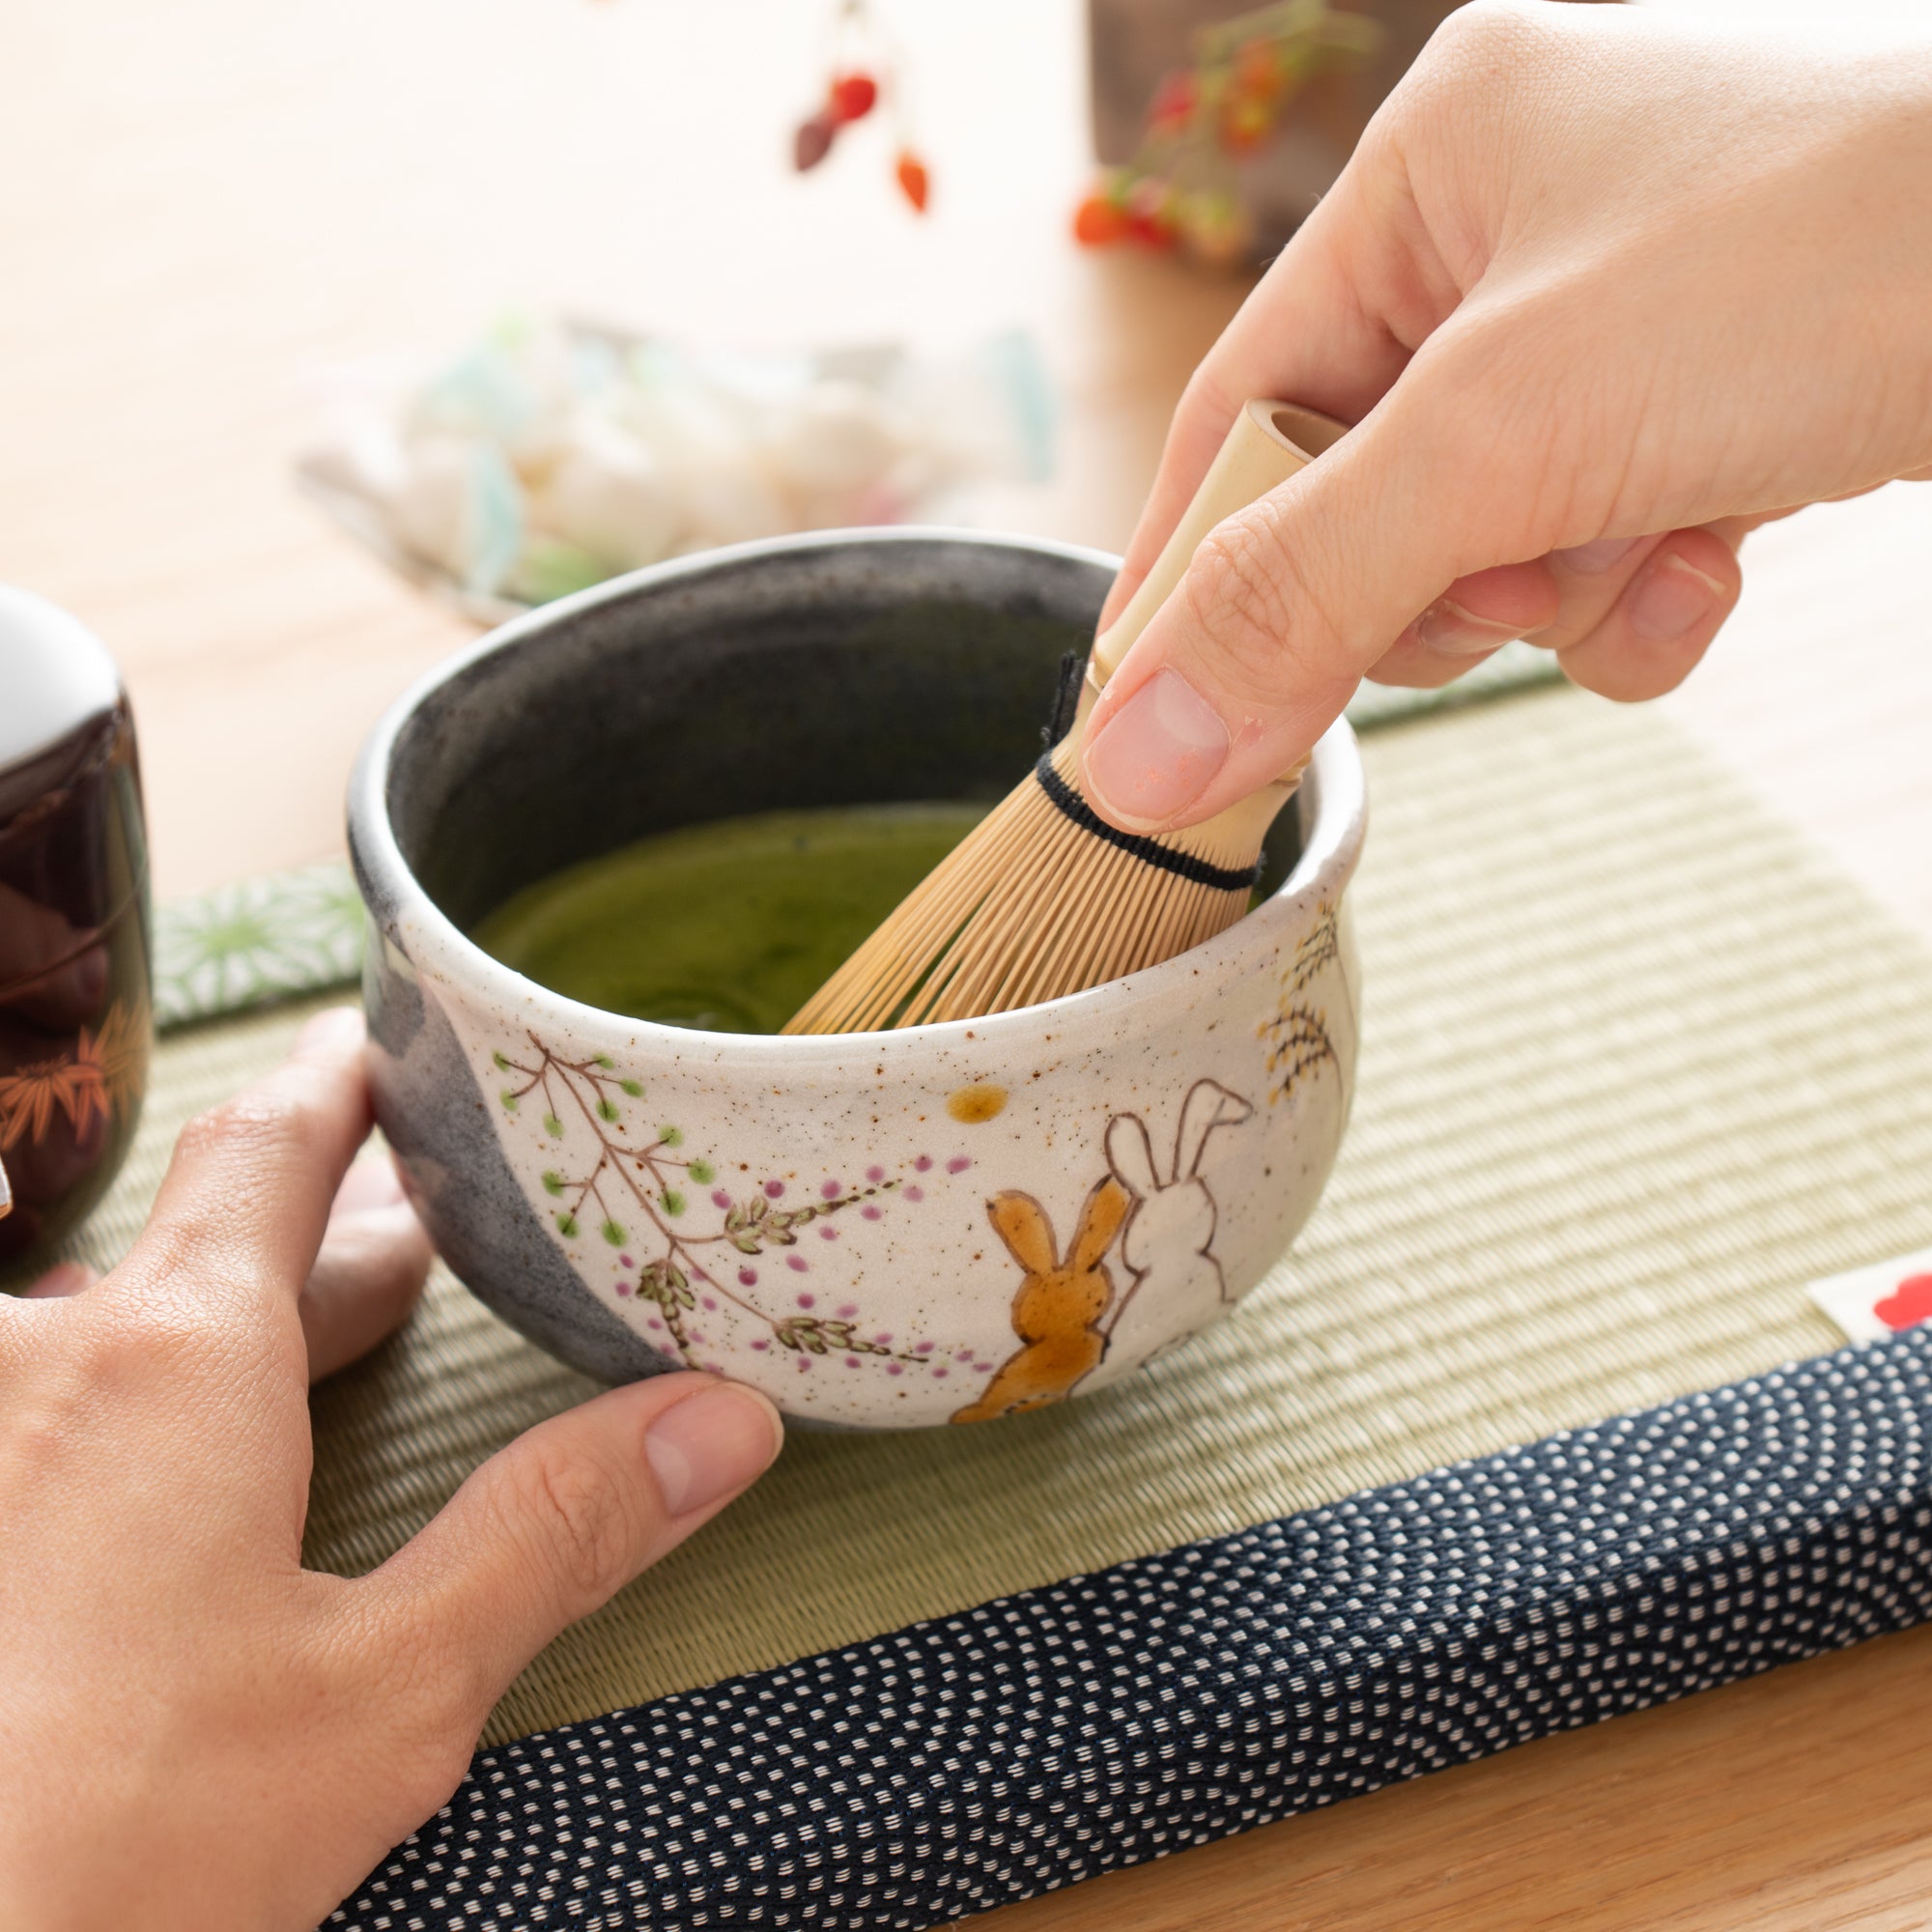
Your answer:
[0,587,152,1286]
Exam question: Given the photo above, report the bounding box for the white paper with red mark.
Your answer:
[1806,1247,1932,1344]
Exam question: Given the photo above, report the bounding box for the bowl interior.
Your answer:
[382,535,1305,959]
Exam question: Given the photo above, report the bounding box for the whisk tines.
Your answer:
[783,399,1349,1037]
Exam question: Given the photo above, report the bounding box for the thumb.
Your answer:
[1078,398,1470,834]
[366,1373,782,1721]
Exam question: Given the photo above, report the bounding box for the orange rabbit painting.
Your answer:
[949,1177,1132,1425]
[952,1076,1258,1425]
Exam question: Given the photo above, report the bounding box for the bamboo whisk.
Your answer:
[783,400,1348,1036]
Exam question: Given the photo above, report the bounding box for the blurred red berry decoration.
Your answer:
[1071,194,1127,246]
[1147,70,1198,132]
[830,72,878,123]
[894,150,929,213]
[1074,0,1382,268]
[790,0,930,214]
[795,111,838,173]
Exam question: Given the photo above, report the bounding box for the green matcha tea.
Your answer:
[471,802,988,1033]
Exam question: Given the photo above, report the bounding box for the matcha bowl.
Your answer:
[348,530,1366,1429]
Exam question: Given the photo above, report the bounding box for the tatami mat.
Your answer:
[70,687,1932,1747]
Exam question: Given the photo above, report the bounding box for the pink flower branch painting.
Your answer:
[491,1032,974,1381]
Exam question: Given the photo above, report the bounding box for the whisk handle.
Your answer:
[1090,400,1350,688]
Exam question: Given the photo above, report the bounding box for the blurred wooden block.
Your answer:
[1087,0,1618,247]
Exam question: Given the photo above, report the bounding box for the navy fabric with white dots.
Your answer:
[331,1330,1932,1930]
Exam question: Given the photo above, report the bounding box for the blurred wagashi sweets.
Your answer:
[0,587,152,1286]
[298,320,1054,618]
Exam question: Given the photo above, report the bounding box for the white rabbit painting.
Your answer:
[948,1075,1260,1422]
[1101,1077,1255,1372]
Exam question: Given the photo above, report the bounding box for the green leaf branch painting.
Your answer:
[493,1032,979,1382]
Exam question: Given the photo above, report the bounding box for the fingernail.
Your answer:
[645,1382,783,1517]
[1554,536,1641,576]
[1629,554,1725,641]
[331,1156,407,1220]
[1080,668,1229,828]
[1414,599,1520,658]
[22,1261,97,1298]
[297,1007,364,1056]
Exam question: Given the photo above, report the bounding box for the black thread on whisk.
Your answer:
[1040,651,1086,750]
[1031,755,1263,894]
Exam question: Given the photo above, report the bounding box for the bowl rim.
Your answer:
[347,525,1368,1055]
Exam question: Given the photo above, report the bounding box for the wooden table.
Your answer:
[5,0,1930,1924]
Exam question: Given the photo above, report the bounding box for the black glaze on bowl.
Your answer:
[361,933,669,1383]
[351,531,1305,1386]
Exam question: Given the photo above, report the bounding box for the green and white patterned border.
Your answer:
[155,862,367,1032]
[153,646,1560,1036]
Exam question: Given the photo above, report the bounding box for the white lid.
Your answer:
[0,584,122,771]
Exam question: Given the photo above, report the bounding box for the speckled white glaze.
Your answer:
[350,531,1366,1429]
